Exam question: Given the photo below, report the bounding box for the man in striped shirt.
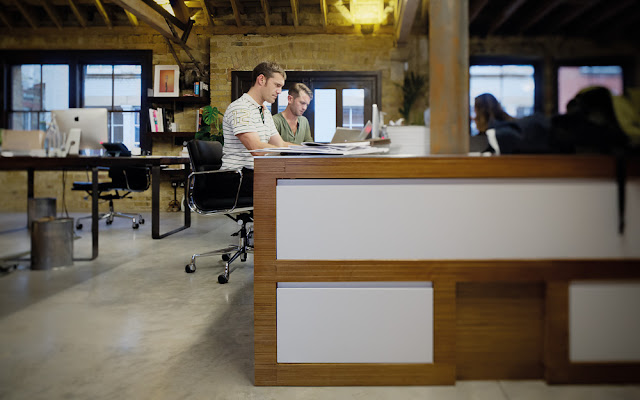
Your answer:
[222,61,296,196]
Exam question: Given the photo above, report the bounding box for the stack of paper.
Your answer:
[256,141,390,155]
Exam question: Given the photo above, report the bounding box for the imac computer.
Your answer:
[52,108,108,154]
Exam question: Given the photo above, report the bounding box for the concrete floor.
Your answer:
[1,212,639,400]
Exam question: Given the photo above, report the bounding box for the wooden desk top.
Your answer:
[0,155,189,171]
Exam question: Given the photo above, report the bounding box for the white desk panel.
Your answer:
[277,283,433,363]
[570,282,640,362]
[276,178,640,260]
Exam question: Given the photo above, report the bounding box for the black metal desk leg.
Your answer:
[91,167,99,260]
[183,163,191,227]
[27,169,34,199]
[151,165,191,239]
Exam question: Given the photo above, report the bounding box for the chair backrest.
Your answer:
[109,167,150,192]
[186,140,249,212]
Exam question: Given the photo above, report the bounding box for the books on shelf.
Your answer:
[148,107,174,133]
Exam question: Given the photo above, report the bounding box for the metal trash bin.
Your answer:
[28,197,57,231]
[31,218,74,270]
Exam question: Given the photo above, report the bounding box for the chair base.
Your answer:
[75,200,144,230]
[185,214,253,284]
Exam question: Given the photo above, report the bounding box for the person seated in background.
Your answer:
[272,83,313,144]
[473,93,514,134]
[221,61,297,197]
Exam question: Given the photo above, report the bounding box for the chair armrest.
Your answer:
[187,168,247,214]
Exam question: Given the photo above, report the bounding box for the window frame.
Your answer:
[0,50,152,152]
[231,71,382,140]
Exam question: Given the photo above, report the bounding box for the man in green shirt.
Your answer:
[273,83,313,144]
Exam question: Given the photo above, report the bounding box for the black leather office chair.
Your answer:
[184,139,253,284]
[72,166,150,229]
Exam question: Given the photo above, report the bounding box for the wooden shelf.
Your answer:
[148,95,209,105]
[150,131,196,137]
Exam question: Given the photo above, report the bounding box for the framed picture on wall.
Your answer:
[153,65,180,97]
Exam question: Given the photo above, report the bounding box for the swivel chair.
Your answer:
[184,140,253,284]
[72,166,150,229]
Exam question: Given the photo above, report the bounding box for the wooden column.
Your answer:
[429,0,469,154]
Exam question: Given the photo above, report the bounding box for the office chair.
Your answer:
[72,166,150,229]
[184,140,253,284]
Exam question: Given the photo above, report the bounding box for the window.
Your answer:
[1,51,152,151]
[232,71,381,142]
[557,65,624,114]
[469,57,542,135]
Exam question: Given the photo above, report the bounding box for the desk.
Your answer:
[0,155,191,260]
[253,154,640,386]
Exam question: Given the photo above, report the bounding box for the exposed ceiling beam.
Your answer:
[68,0,87,27]
[229,0,242,26]
[469,0,487,24]
[40,0,63,29]
[93,0,113,28]
[125,9,139,26]
[110,0,202,52]
[11,0,38,29]
[420,0,428,23]
[518,0,564,33]
[320,0,327,28]
[575,0,634,35]
[0,11,13,29]
[200,0,214,26]
[395,0,420,44]
[550,0,600,33]
[600,5,640,39]
[486,0,526,34]
[169,0,191,24]
[261,0,271,27]
[290,0,299,27]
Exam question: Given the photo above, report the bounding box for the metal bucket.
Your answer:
[31,218,74,270]
[28,197,57,231]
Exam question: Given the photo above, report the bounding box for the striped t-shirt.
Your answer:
[221,93,279,170]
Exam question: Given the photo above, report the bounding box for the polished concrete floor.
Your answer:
[1,212,639,400]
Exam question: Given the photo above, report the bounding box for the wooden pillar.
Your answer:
[429,0,469,154]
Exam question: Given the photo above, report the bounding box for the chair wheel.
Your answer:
[106,220,113,225]
[185,264,196,273]
[222,254,230,261]
[76,223,83,230]
[139,218,145,224]
[132,223,139,229]
[218,274,228,284]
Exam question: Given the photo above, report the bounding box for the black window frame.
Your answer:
[0,50,153,152]
[232,71,382,140]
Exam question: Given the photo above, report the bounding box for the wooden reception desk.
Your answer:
[253,155,640,386]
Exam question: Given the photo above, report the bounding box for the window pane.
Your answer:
[12,65,41,111]
[314,89,336,142]
[10,112,39,130]
[277,90,289,114]
[114,65,141,110]
[42,65,69,111]
[111,111,140,148]
[557,66,623,114]
[84,65,113,108]
[342,89,365,129]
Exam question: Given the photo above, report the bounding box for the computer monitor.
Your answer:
[52,108,108,152]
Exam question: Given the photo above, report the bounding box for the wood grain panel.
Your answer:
[457,282,545,379]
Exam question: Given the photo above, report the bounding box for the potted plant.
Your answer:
[397,72,426,125]
[195,105,224,145]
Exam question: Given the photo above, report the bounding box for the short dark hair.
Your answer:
[252,62,286,86]
[289,83,313,100]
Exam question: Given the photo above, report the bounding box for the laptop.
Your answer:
[329,121,372,143]
[0,129,46,156]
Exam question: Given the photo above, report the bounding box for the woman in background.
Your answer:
[473,93,513,133]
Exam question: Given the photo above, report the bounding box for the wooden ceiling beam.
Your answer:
[550,0,600,33]
[395,0,420,44]
[420,0,428,23]
[290,0,299,27]
[575,0,634,34]
[469,0,488,24]
[11,0,39,29]
[94,0,113,28]
[169,0,191,24]
[261,0,271,27]
[0,11,13,29]
[320,0,327,28]
[68,0,87,27]
[518,0,564,33]
[486,0,526,35]
[200,0,215,26]
[40,0,63,29]
[229,0,242,26]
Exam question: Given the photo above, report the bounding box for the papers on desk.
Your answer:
[257,141,390,156]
